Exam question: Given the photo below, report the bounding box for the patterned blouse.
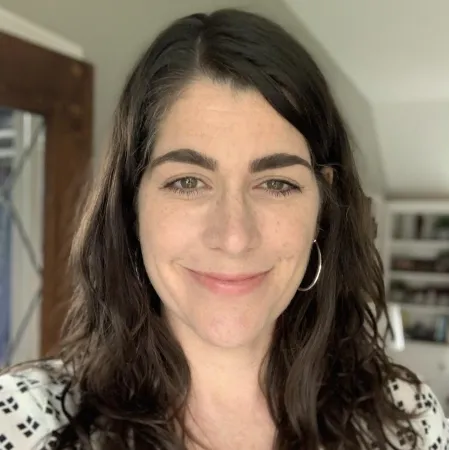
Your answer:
[0,361,448,449]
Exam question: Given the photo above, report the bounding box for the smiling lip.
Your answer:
[185,269,270,295]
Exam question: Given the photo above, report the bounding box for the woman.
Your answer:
[0,8,447,450]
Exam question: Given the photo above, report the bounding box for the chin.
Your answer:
[191,315,273,350]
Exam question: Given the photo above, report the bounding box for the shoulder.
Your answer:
[386,377,449,449]
[0,359,78,449]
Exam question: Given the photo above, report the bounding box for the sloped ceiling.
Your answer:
[284,0,449,197]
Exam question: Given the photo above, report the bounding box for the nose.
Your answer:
[202,190,261,255]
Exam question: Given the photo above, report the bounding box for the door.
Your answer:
[0,31,93,362]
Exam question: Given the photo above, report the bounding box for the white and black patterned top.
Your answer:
[0,361,448,449]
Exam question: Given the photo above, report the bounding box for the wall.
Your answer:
[374,101,449,197]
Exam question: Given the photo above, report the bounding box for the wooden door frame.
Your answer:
[0,6,84,60]
[0,28,93,357]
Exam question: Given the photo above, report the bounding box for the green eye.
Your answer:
[162,176,207,198]
[266,180,287,191]
[178,177,199,189]
[261,179,302,197]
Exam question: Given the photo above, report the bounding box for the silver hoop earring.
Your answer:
[297,240,322,292]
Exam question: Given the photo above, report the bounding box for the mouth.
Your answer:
[184,268,271,296]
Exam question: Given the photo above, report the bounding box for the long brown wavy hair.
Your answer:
[49,8,420,450]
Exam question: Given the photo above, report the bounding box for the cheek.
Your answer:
[138,198,200,257]
[262,202,319,257]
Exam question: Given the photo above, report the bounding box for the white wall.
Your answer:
[374,101,449,196]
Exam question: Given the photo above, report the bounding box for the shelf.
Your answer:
[390,271,449,284]
[0,148,15,159]
[391,239,449,252]
[387,200,449,214]
[393,302,449,315]
[403,338,449,348]
[0,129,15,139]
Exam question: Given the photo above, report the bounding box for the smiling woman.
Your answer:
[0,7,448,450]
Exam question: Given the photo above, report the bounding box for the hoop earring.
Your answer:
[297,240,322,292]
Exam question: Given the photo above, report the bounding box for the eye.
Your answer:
[259,179,302,197]
[162,176,207,197]
[173,177,202,190]
[266,180,288,191]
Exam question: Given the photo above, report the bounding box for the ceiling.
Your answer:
[284,0,449,197]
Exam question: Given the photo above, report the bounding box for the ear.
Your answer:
[321,166,334,185]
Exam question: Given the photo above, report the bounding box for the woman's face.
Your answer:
[137,77,321,350]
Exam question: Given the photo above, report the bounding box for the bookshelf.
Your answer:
[381,200,449,346]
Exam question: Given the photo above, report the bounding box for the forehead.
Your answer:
[153,77,310,161]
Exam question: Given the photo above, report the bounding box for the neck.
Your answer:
[190,347,267,410]
[175,326,272,411]
[169,323,276,450]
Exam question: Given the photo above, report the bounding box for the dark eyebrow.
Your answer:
[149,148,312,173]
[149,149,217,171]
[250,153,312,172]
